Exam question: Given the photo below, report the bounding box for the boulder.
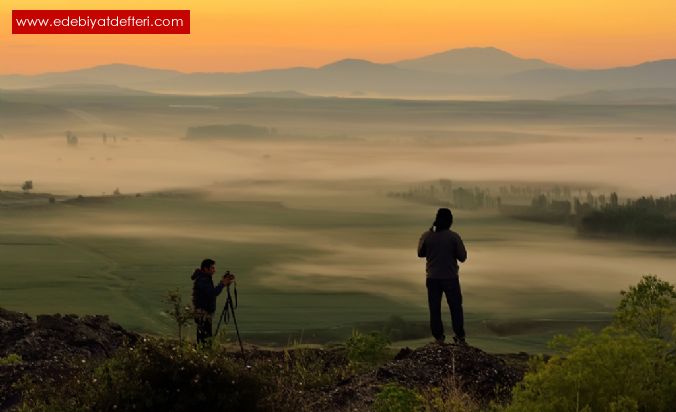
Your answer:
[0,308,138,411]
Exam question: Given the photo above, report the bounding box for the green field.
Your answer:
[4,186,670,353]
[2,92,676,353]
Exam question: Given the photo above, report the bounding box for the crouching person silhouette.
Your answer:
[418,208,468,345]
[191,258,234,346]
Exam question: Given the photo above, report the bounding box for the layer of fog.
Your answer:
[0,132,675,197]
[6,198,676,317]
[2,128,675,319]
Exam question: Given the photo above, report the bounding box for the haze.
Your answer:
[1,89,675,350]
[0,133,675,196]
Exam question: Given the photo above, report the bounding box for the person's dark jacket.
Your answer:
[418,229,467,279]
[191,269,225,314]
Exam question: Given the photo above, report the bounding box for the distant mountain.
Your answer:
[0,64,181,89]
[506,60,676,97]
[1,50,676,99]
[393,47,562,76]
[136,60,456,96]
[320,58,402,73]
[557,88,676,104]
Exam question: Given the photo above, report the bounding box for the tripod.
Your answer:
[215,282,245,357]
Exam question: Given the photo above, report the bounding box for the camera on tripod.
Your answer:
[216,269,244,356]
[221,270,235,287]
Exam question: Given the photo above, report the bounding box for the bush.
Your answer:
[18,338,264,412]
[614,275,676,340]
[507,328,676,412]
[163,288,195,341]
[259,343,348,412]
[345,330,391,369]
[0,353,22,366]
[506,275,676,412]
[373,383,424,412]
[420,381,482,412]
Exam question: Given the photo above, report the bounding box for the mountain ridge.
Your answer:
[393,46,563,75]
[2,48,675,99]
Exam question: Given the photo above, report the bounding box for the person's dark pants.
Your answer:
[426,277,465,341]
[195,313,213,346]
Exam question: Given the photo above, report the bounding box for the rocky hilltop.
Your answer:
[313,345,527,411]
[0,307,527,411]
[0,308,138,409]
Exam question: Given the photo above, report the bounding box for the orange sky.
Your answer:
[2,0,676,74]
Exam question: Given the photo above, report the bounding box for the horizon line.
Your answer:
[3,46,676,77]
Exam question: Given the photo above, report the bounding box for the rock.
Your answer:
[312,343,527,411]
[0,307,138,411]
[0,308,32,351]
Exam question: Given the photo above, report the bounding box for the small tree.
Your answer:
[507,275,676,412]
[164,289,194,341]
[21,180,33,194]
[614,274,676,341]
[373,383,424,412]
[507,329,676,412]
[345,330,391,369]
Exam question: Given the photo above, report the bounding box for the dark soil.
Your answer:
[0,308,138,410]
[0,307,530,411]
[309,344,528,411]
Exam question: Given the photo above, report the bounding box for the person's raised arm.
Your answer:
[214,281,225,297]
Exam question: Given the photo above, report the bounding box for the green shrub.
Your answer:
[0,353,22,366]
[259,343,348,412]
[507,328,676,412]
[614,275,676,341]
[19,338,264,412]
[163,288,195,342]
[507,275,676,412]
[345,330,391,369]
[373,383,424,412]
[420,383,482,412]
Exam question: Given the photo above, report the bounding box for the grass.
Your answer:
[0,194,425,337]
[0,189,671,352]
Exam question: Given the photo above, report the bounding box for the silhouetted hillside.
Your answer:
[393,46,560,76]
[3,48,675,98]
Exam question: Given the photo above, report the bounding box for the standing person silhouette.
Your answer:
[418,208,468,345]
[191,258,234,346]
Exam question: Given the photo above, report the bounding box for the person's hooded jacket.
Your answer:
[191,269,225,314]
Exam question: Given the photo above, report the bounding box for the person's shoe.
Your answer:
[453,336,467,346]
[434,337,446,345]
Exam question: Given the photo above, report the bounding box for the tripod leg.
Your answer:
[214,300,228,336]
[228,298,245,356]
